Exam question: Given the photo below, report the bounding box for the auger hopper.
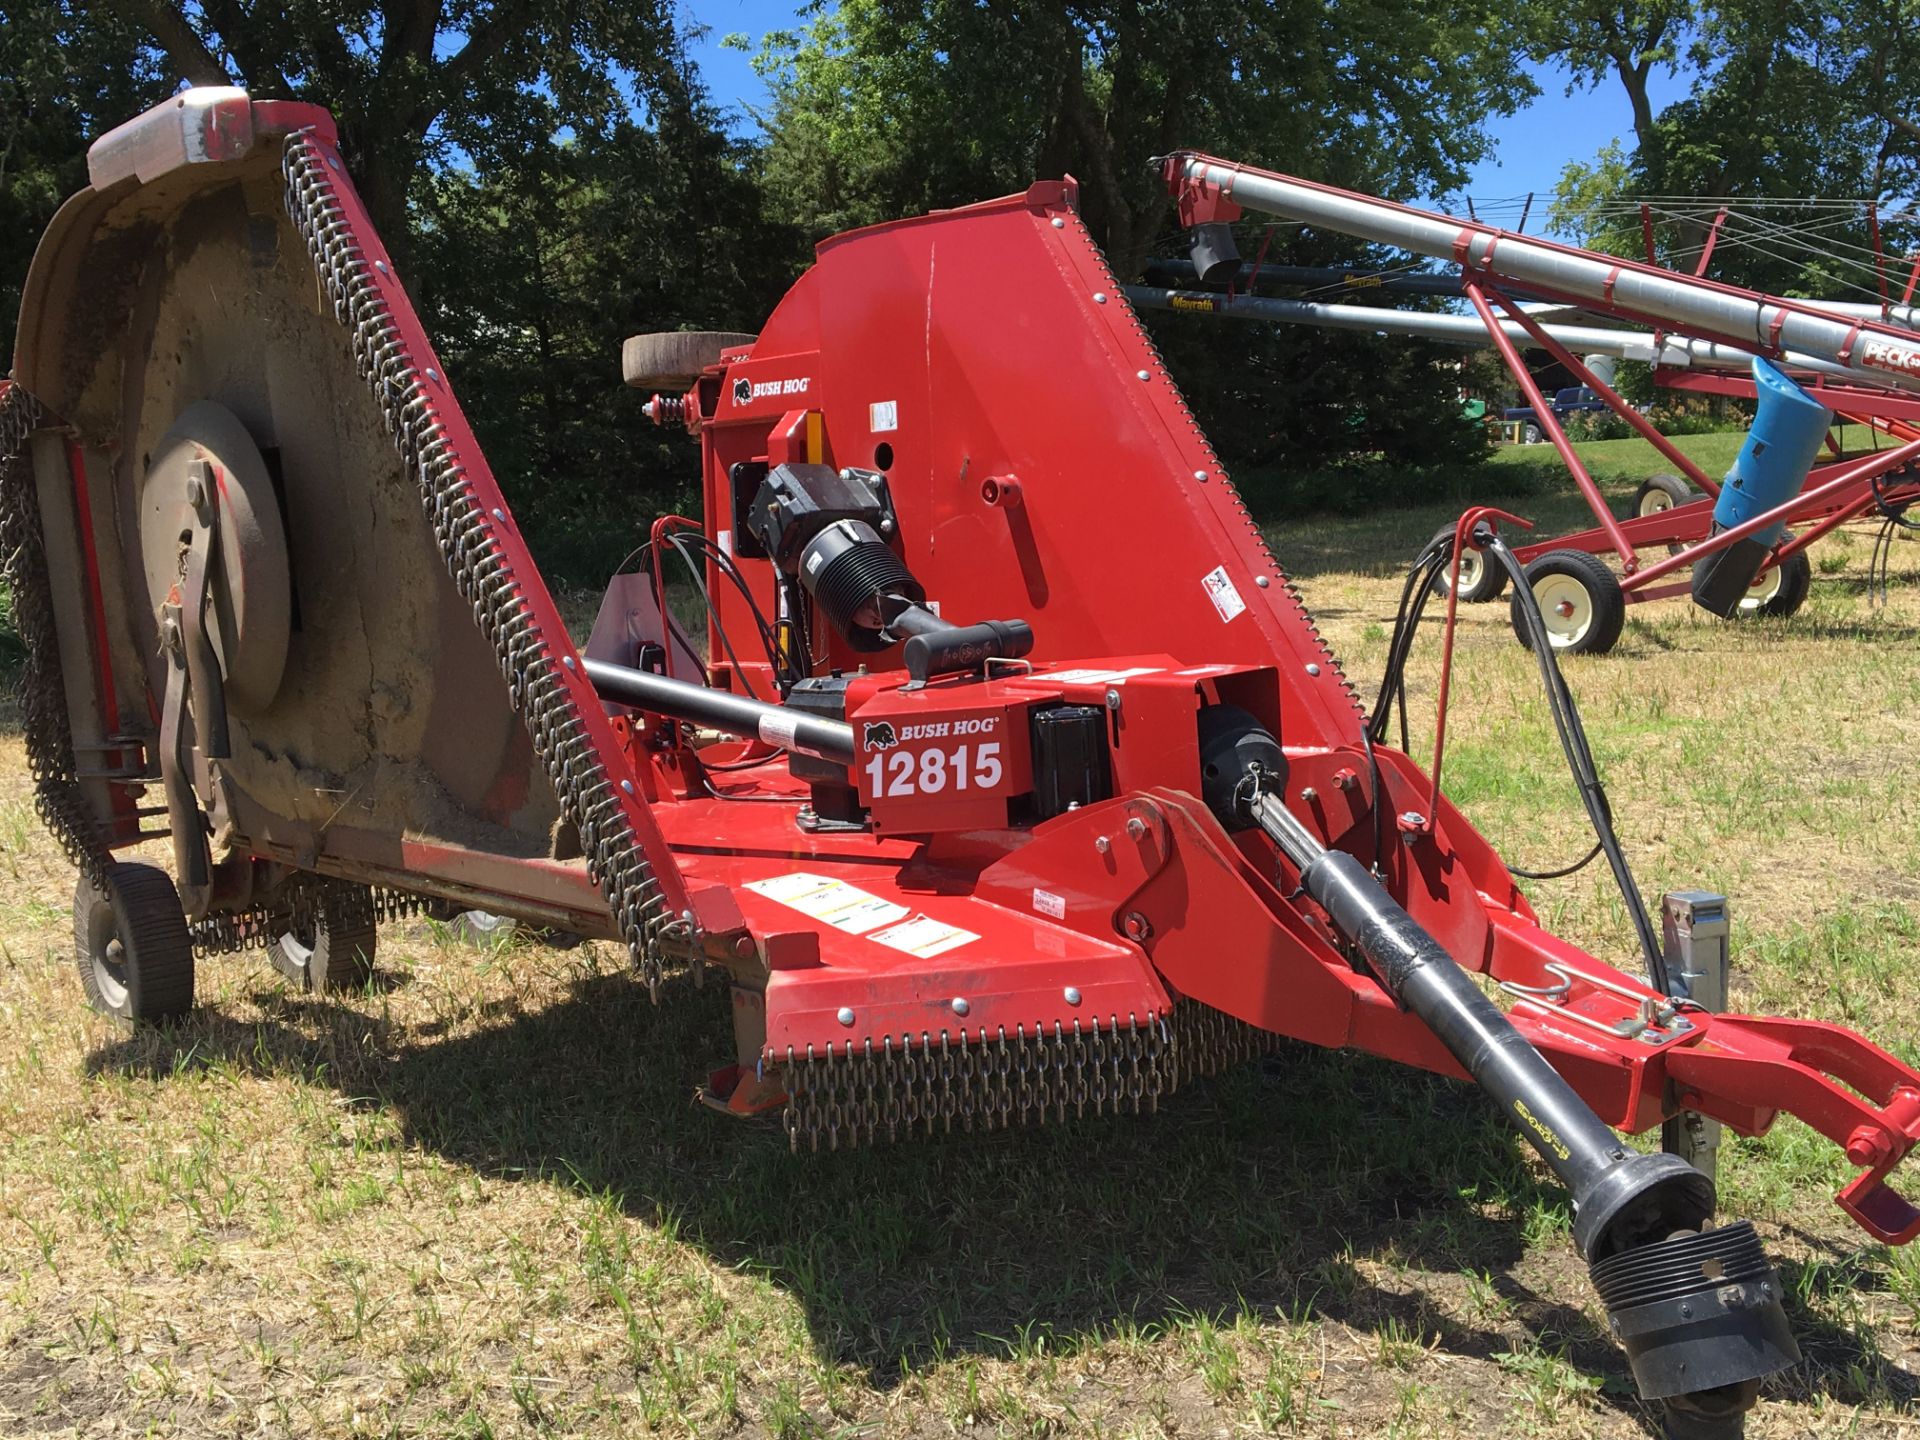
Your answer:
[12,91,1920,1434]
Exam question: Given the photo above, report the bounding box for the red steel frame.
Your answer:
[16,97,1920,1247]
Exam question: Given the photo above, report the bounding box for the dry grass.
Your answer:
[3,432,1920,1437]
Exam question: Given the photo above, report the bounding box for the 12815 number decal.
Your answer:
[864,742,1003,797]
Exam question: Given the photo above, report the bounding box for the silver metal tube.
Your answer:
[1182,156,1920,393]
[1125,286,1856,380]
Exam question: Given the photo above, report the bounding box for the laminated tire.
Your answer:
[269,885,377,996]
[74,862,195,1025]
[621,331,757,391]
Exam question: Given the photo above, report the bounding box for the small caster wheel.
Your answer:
[74,862,196,1025]
[270,884,377,995]
[1426,524,1508,603]
[1510,548,1626,655]
[1734,548,1811,619]
[1634,472,1698,517]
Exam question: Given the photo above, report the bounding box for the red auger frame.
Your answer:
[1162,151,1920,650]
[9,93,1920,1426]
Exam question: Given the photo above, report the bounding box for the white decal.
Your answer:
[744,873,908,934]
[1032,888,1066,920]
[758,712,799,749]
[1045,666,1163,685]
[869,914,979,959]
[870,400,899,432]
[1862,339,1920,376]
[1201,566,1246,623]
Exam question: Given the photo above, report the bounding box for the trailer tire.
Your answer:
[74,862,196,1025]
[1734,548,1811,620]
[269,885,377,996]
[1426,525,1508,602]
[1511,549,1625,655]
[621,331,758,391]
[1634,472,1697,516]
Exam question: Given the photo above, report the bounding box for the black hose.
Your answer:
[1479,525,1672,997]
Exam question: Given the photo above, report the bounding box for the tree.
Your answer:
[1546,0,1920,297]
[105,0,689,255]
[1525,0,1689,147]
[0,3,171,358]
[743,0,1528,478]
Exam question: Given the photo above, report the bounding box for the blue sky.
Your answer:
[684,2,1681,223]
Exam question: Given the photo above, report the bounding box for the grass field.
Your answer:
[4,432,1920,1437]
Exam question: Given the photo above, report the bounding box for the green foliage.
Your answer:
[1545,0,1920,297]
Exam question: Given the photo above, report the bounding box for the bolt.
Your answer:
[837,1007,855,1027]
[1104,688,1122,711]
[1194,469,1208,482]
[491,507,507,521]
[1051,216,1065,229]
[1093,292,1108,304]
[1255,576,1270,588]
[1122,911,1153,942]
[185,474,206,507]
[1305,663,1321,676]
[1064,987,1082,1005]
[1094,835,1111,855]
[563,655,577,670]
[425,368,440,383]
[951,997,970,1016]
[879,517,894,533]
[1300,787,1318,804]
[1680,1303,1693,1319]
[1334,768,1359,791]
[1846,1124,1892,1167]
[1137,370,1152,382]
[375,260,389,274]
[1125,816,1147,841]
[620,779,635,795]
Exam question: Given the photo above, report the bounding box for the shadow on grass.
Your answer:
[84,972,1863,1431]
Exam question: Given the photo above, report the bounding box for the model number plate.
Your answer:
[863,741,1003,798]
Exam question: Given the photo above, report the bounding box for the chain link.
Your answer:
[780,1001,1275,1151]
[188,876,424,955]
[279,132,679,993]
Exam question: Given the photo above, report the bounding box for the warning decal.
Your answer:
[744,872,909,935]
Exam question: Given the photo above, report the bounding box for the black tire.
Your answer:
[73,862,195,1025]
[1510,549,1626,656]
[1734,547,1811,620]
[621,330,757,391]
[1426,525,1509,603]
[1634,472,1698,517]
[269,885,377,996]
[1522,422,1545,445]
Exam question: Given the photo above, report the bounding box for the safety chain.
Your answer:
[279,133,679,993]
[189,875,425,955]
[0,384,112,887]
[780,1000,1275,1152]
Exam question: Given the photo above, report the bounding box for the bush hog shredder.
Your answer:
[11,92,1920,1434]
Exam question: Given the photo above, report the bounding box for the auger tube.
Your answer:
[1175,155,1920,393]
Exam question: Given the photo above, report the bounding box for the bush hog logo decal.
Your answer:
[732,375,813,405]
[1862,340,1920,377]
[863,721,899,750]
